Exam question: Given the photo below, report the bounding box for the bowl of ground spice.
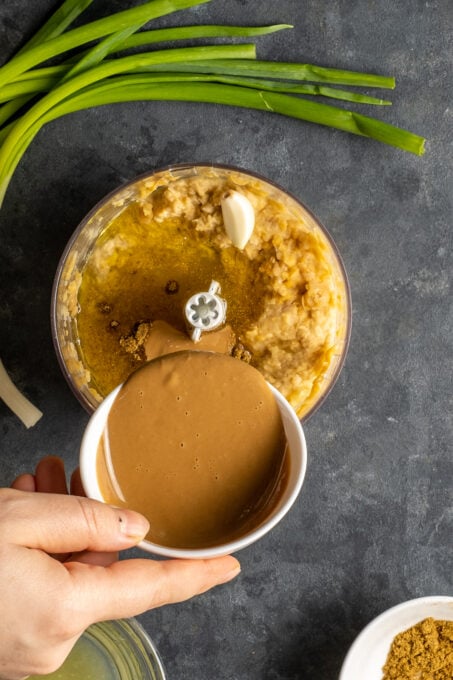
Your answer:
[339,596,453,680]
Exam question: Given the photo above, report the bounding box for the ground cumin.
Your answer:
[382,617,453,680]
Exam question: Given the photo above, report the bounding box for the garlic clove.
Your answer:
[221,191,255,250]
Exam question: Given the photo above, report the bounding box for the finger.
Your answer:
[10,473,36,492]
[66,555,241,625]
[34,458,71,560]
[62,475,120,564]
[35,456,68,494]
[66,550,119,567]
[0,489,150,553]
[70,468,85,497]
[63,480,120,561]
[33,458,72,560]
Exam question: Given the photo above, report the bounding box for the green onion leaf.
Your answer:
[59,80,424,154]
[0,0,212,88]
[0,71,391,107]
[136,58,395,88]
[0,79,423,205]
[102,23,293,54]
[0,97,33,128]
[13,0,94,57]
[0,45,257,202]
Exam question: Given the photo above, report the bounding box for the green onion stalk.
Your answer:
[0,72,393,107]
[0,0,213,87]
[39,79,431,154]
[14,0,94,56]
[0,0,426,211]
[0,76,425,207]
[0,44,256,204]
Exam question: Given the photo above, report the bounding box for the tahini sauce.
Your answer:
[97,351,288,549]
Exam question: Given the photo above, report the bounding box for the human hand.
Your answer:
[1,457,240,680]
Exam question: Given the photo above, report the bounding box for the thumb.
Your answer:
[0,489,149,553]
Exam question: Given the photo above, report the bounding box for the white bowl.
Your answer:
[339,596,453,680]
[80,380,307,560]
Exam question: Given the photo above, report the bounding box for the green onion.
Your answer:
[5,23,291,86]
[14,0,93,56]
[60,9,170,82]
[0,97,32,127]
[1,79,424,196]
[138,59,395,88]
[0,0,426,209]
[10,66,76,82]
[0,3,225,127]
[0,44,256,202]
[0,77,60,104]
[77,23,294,57]
[0,70,391,107]
[0,0,212,88]
[51,80,425,155]
[0,0,96,129]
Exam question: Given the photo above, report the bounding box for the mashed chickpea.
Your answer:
[58,166,350,419]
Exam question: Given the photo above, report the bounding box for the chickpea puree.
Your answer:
[75,168,348,418]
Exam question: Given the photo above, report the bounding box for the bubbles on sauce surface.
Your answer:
[135,464,149,473]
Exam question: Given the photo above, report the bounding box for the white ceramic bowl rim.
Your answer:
[80,379,307,559]
[339,595,453,680]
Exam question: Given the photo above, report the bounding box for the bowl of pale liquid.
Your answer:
[28,618,165,680]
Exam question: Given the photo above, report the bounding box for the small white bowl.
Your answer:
[80,381,307,560]
[339,595,453,680]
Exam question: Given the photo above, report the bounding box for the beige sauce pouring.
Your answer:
[97,350,289,549]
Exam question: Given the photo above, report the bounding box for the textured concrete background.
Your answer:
[0,1,451,678]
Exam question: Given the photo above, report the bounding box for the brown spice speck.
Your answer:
[165,279,179,295]
[97,302,113,314]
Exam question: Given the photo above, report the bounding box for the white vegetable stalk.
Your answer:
[0,358,43,428]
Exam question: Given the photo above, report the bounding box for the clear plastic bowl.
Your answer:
[51,163,351,421]
[29,618,166,679]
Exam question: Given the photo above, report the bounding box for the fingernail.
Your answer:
[118,510,150,540]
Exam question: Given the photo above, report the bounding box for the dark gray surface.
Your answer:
[0,1,451,678]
